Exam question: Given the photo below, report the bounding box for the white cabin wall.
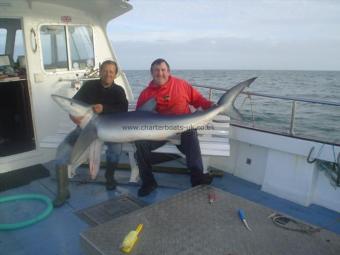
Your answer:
[91,25,133,101]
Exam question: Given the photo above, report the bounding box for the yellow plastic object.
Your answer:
[120,224,143,253]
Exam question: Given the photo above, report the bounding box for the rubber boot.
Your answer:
[53,165,70,208]
[105,162,117,190]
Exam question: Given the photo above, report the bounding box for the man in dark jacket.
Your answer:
[53,60,128,207]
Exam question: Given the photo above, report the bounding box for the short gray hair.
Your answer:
[100,60,118,74]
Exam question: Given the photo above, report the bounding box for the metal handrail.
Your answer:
[193,83,340,107]
[192,83,340,140]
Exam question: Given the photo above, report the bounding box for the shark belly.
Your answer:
[96,113,182,143]
[94,110,217,143]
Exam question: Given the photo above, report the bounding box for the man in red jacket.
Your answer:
[135,58,213,196]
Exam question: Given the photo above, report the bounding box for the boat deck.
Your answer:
[1,165,340,255]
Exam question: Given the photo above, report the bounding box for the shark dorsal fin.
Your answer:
[137,98,157,112]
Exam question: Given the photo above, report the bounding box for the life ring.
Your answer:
[0,194,53,230]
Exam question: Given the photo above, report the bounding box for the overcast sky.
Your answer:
[107,0,340,71]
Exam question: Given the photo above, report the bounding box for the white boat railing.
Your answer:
[193,83,340,146]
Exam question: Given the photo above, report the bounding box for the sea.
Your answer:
[124,70,340,145]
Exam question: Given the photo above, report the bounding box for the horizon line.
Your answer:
[121,68,340,72]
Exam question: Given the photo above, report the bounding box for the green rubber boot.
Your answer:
[53,165,70,208]
[105,162,117,190]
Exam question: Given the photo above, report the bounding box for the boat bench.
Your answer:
[40,115,230,182]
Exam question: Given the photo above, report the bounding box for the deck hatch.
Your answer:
[75,194,146,226]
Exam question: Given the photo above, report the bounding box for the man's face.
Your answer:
[100,64,117,87]
[151,62,170,86]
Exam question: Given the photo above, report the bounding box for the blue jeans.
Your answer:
[55,127,122,167]
[105,143,122,164]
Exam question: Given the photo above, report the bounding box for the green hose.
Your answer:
[0,194,53,230]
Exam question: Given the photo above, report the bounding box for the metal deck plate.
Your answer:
[76,195,146,226]
[80,186,340,255]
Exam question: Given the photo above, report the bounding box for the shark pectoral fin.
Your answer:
[225,105,244,121]
[69,147,90,176]
[137,98,157,112]
[88,139,103,180]
[71,121,98,166]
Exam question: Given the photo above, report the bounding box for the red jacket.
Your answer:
[136,76,212,115]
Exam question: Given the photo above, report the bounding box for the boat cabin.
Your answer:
[0,0,133,173]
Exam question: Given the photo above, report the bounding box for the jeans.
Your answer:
[135,129,204,186]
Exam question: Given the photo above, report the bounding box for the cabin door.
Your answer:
[25,22,96,155]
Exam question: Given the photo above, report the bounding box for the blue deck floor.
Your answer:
[1,168,339,255]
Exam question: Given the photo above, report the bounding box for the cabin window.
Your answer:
[13,30,25,62]
[40,25,68,70]
[0,19,25,66]
[0,28,6,55]
[40,25,94,71]
[68,26,94,70]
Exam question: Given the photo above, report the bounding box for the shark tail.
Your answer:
[217,77,257,119]
[217,77,257,106]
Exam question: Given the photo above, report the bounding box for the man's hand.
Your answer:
[69,115,84,126]
[92,104,103,114]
